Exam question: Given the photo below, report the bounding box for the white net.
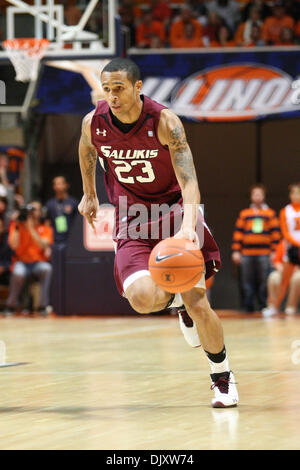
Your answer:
[3,38,49,82]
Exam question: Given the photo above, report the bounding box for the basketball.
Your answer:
[148,237,205,293]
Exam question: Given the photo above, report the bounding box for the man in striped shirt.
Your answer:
[232,184,281,312]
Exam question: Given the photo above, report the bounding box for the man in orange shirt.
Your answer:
[232,184,280,312]
[4,200,53,315]
[169,6,203,47]
[172,22,204,48]
[136,10,166,48]
[262,2,294,45]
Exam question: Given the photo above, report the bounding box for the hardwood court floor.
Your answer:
[0,313,299,450]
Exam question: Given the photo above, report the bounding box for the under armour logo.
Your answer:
[96,128,107,136]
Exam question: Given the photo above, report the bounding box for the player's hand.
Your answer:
[174,226,200,249]
[232,251,241,265]
[78,194,99,230]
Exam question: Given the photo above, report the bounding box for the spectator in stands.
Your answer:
[276,26,295,45]
[45,175,78,247]
[4,201,53,316]
[246,23,265,46]
[169,6,203,47]
[149,35,163,48]
[5,147,25,190]
[119,0,142,47]
[205,0,241,33]
[242,0,271,22]
[188,0,207,25]
[263,183,300,316]
[262,1,294,45]
[136,10,166,48]
[150,0,172,25]
[232,184,281,312]
[202,11,224,44]
[64,0,82,26]
[210,24,236,46]
[265,240,300,316]
[0,217,12,288]
[235,6,263,46]
[171,21,205,47]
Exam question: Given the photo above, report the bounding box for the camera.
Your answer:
[17,204,34,222]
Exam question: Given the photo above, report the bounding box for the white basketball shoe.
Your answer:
[168,293,201,348]
[210,371,239,408]
[262,305,278,317]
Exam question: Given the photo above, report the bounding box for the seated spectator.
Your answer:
[263,183,300,316]
[245,23,265,46]
[205,0,241,33]
[188,0,207,25]
[232,184,281,312]
[0,218,12,287]
[136,10,166,48]
[210,24,236,47]
[262,2,294,45]
[172,21,205,48]
[234,6,263,46]
[150,35,163,48]
[202,11,224,44]
[169,6,203,48]
[275,26,295,46]
[64,0,82,26]
[4,201,53,316]
[265,240,300,316]
[45,175,78,248]
[5,147,25,191]
[150,0,172,24]
[242,0,271,22]
[119,1,142,47]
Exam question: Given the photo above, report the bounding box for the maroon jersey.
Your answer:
[91,95,221,285]
[91,95,181,211]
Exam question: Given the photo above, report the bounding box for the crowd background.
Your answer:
[0,150,78,316]
[1,1,300,48]
[118,0,300,48]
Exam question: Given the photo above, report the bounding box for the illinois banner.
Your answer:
[130,49,300,121]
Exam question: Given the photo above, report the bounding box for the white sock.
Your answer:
[168,293,183,308]
[207,356,230,374]
[205,346,230,374]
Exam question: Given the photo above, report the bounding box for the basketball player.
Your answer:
[78,58,238,408]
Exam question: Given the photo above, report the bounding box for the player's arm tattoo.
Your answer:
[80,119,97,177]
[84,149,97,177]
[169,125,197,187]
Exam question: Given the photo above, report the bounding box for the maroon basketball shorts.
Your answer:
[113,207,221,297]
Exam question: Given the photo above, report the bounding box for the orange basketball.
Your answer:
[148,237,205,293]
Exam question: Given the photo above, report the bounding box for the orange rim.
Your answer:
[3,38,49,51]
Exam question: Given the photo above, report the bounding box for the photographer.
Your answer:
[4,201,53,316]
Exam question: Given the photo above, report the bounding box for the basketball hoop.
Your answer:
[2,38,50,82]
